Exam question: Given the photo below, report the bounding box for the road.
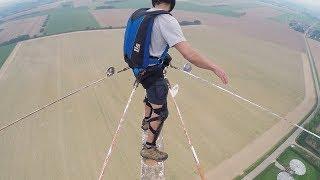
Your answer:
[243,24,320,179]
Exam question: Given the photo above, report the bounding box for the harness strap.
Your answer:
[143,97,153,118]
[149,120,165,146]
[146,105,167,146]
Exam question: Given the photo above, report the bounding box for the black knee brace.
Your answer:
[148,103,169,146]
[142,97,153,131]
[143,97,153,118]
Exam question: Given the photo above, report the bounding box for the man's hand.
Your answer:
[212,66,228,85]
[174,41,229,85]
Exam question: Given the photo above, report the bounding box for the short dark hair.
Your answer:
[152,0,176,11]
[152,0,170,6]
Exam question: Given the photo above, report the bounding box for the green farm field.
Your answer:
[0,26,306,179]
[256,147,320,180]
[254,163,281,180]
[277,147,320,179]
[105,0,260,17]
[0,43,15,68]
[44,7,100,35]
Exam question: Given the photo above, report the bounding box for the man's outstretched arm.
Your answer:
[174,41,229,84]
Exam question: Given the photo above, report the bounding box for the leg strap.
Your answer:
[147,103,169,146]
[144,97,153,118]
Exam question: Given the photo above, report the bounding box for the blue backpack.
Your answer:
[124,8,171,77]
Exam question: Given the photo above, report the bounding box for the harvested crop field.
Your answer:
[91,7,305,52]
[0,26,306,179]
[172,9,305,52]
[73,0,92,8]
[0,16,46,43]
[90,9,134,27]
[207,52,315,179]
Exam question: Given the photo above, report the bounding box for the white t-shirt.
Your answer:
[148,8,186,57]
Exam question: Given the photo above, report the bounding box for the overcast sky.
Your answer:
[293,0,320,6]
[0,0,320,8]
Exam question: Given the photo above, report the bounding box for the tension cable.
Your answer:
[170,63,320,140]
[0,67,129,133]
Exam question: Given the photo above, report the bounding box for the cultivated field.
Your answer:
[0,26,306,179]
[90,9,134,27]
[207,52,315,179]
[173,8,305,52]
[0,15,46,43]
[44,7,100,35]
[73,0,93,8]
[91,7,305,52]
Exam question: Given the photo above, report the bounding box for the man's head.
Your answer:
[152,0,176,12]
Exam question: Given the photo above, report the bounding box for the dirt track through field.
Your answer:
[204,53,315,179]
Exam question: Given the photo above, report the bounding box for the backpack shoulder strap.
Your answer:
[124,8,172,73]
[131,8,171,20]
[130,8,149,20]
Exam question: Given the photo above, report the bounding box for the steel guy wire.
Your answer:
[170,64,320,140]
[0,67,129,133]
[166,77,206,180]
[98,80,139,180]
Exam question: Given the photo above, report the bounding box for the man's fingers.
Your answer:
[214,69,229,85]
[221,74,228,85]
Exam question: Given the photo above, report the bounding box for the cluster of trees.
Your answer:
[39,15,50,35]
[0,35,30,46]
[297,111,320,157]
[308,29,320,41]
[86,25,125,30]
[104,0,125,3]
[95,5,115,10]
[289,20,310,33]
[289,20,320,42]
[179,20,202,26]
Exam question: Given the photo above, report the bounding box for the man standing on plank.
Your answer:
[123,0,229,162]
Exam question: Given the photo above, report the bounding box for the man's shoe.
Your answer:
[140,146,168,162]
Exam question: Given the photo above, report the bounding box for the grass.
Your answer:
[277,147,320,179]
[44,7,100,35]
[254,147,320,180]
[253,163,281,180]
[234,128,300,180]
[297,112,320,157]
[234,104,316,180]
[0,43,16,68]
[105,0,247,17]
